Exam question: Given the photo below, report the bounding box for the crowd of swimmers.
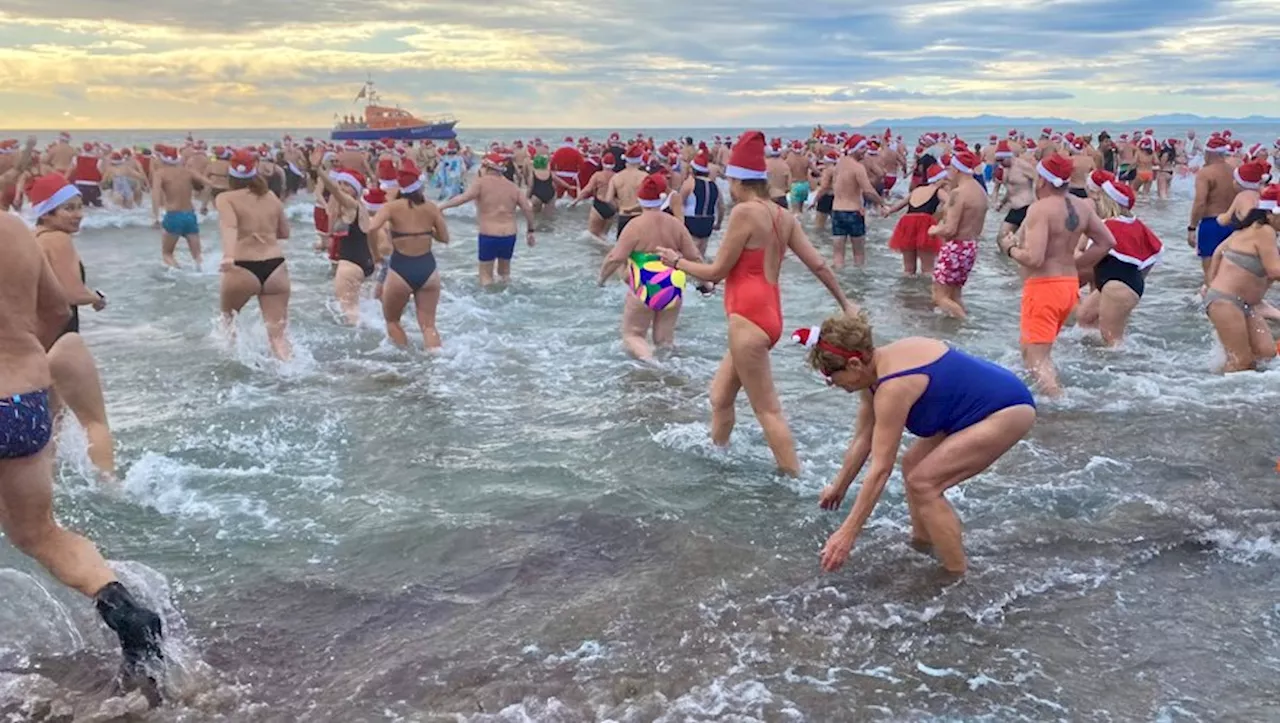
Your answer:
[0,125,1278,701]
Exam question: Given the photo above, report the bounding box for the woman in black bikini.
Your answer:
[27,173,117,478]
[215,149,293,361]
[367,164,451,349]
[316,167,379,325]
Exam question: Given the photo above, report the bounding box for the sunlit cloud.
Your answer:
[0,1,1276,130]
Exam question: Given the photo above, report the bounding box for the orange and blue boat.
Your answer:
[331,78,458,142]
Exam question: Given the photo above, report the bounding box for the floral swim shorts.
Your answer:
[932,239,978,287]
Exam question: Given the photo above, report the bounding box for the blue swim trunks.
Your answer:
[0,389,53,459]
[162,210,200,238]
[984,164,995,183]
[477,233,517,262]
[1196,217,1232,259]
[831,210,866,238]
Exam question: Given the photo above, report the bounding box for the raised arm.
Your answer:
[317,172,359,212]
[820,384,914,572]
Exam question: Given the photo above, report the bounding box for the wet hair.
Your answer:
[402,188,425,207]
[807,313,874,375]
[230,174,269,196]
[1231,208,1272,230]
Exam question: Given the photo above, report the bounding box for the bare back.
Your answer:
[734,198,793,284]
[0,214,61,397]
[608,168,645,216]
[1023,192,1110,278]
[618,210,699,258]
[386,198,446,256]
[1196,161,1236,217]
[158,166,198,212]
[218,189,288,261]
[949,176,988,240]
[474,175,524,237]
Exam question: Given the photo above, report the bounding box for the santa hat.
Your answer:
[58,132,71,142]
[398,162,424,194]
[1070,138,1086,152]
[343,139,359,148]
[602,152,616,167]
[951,150,980,175]
[823,150,839,165]
[691,150,710,173]
[1258,184,1280,212]
[767,138,782,157]
[329,167,365,191]
[1205,137,1230,154]
[725,130,768,180]
[1087,169,1114,192]
[1235,161,1267,191]
[1008,129,1018,138]
[637,172,668,209]
[156,145,181,164]
[1245,143,1265,160]
[363,187,386,212]
[994,140,1014,159]
[791,327,821,347]
[844,134,868,154]
[109,151,122,163]
[27,173,81,218]
[624,143,645,164]
[1136,136,1156,152]
[1036,154,1072,188]
[1101,178,1135,209]
[926,164,947,184]
[228,149,259,179]
[375,158,399,190]
[482,152,506,171]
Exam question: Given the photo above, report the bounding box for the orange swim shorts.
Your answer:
[1020,276,1079,345]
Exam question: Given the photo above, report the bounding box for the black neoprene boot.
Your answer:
[94,581,165,701]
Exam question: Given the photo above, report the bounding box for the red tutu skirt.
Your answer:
[889,212,940,253]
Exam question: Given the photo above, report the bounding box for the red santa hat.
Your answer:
[398,162,424,194]
[1234,161,1267,191]
[228,149,259,179]
[377,158,399,190]
[1036,153,1073,188]
[623,143,645,164]
[1258,184,1280,212]
[994,140,1014,159]
[637,172,668,209]
[1205,137,1230,154]
[691,150,710,173]
[1087,169,1114,191]
[726,130,768,180]
[951,150,980,175]
[329,167,365,191]
[482,152,506,171]
[925,164,948,184]
[601,152,616,167]
[1101,178,1135,209]
[28,173,81,218]
[363,187,387,212]
[156,144,181,164]
[790,326,868,362]
[844,134,868,154]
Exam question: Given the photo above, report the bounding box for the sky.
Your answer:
[1,0,1277,130]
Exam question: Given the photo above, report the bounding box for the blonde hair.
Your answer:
[1093,193,1130,221]
[807,312,874,373]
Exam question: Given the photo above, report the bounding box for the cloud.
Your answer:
[0,1,1276,129]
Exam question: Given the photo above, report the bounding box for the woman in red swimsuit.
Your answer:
[659,130,856,475]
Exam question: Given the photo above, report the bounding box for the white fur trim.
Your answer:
[32,183,80,218]
[1036,161,1067,187]
[692,162,708,173]
[791,326,820,347]
[379,178,399,190]
[995,151,1013,159]
[399,177,424,195]
[1259,199,1278,211]
[1102,180,1131,208]
[624,155,643,164]
[951,156,974,175]
[638,195,666,209]
[927,169,948,184]
[364,202,382,213]
[554,170,578,179]
[725,164,767,180]
[1233,167,1261,191]
[228,162,257,179]
[329,170,361,190]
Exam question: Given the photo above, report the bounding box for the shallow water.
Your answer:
[3,139,1280,721]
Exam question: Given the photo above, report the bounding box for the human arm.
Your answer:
[215,193,238,271]
[657,205,750,282]
[1257,232,1280,281]
[41,232,103,309]
[34,253,72,350]
[1072,207,1116,270]
[818,391,875,510]
[431,204,450,244]
[150,175,164,224]
[366,202,392,235]
[927,192,961,239]
[882,196,909,217]
[820,383,913,572]
[1001,203,1046,268]
[437,182,478,211]
[597,221,639,285]
[517,192,536,246]
[316,172,359,213]
[276,203,291,241]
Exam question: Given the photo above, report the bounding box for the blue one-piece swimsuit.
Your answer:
[873,347,1034,437]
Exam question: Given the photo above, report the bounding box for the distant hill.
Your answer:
[862,113,1280,128]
